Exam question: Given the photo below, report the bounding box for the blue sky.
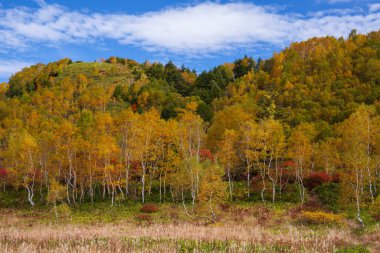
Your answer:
[0,0,380,82]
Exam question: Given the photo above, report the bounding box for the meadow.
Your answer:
[1,191,379,253]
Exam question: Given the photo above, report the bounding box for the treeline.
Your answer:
[0,30,379,222]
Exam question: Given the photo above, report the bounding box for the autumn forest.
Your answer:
[1,30,380,252]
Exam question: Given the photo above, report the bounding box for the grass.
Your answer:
[1,202,379,252]
[1,190,379,252]
[0,216,365,252]
[56,62,136,87]
[0,237,296,252]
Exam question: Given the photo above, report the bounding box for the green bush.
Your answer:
[375,194,380,209]
[279,184,306,203]
[314,183,341,212]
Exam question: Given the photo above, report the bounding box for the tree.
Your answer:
[262,118,285,203]
[0,31,380,211]
[5,130,39,206]
[47,179,67,218]
[54,120,79,204]
[240,118,284,202]
[315,138,338,174]
[233,56,255,79]
[129,109,162,203]
[207,105,252,152]
[287,123,316,205]
[114,109,137,197]
[241,120,258,198]
[198,161,227,219]
[340,105,378,226]
[217,129,238,201]
[164,61,189,96]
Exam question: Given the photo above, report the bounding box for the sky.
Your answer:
[0,0,380,82]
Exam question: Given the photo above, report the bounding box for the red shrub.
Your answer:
[130,161,142,178]
[199,149,214,161]
[219,203,231,212]
[131,104,138,113]
[283,161,295,168]
[280,168,297,184]
[304,172,331,190]
[374,214,380,222]
[135,213,153,223]
[0,168,8,178]
[331,173,341,183]
[250,175,262,189]
[140,203,159,213]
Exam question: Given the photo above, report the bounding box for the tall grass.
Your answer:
[0,220,358,252]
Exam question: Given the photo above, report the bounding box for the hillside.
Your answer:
[0,30,380,252]
[4,30,380,125]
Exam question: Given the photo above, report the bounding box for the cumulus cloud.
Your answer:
[369,3,380,12]
[0,60,33,79]
[0,2,379,56]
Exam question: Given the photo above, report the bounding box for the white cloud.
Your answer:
[0,2,379,56]
[369,3,380,12]
[0,60,33,79]
[34,0,47,7]
[327,0,352,3]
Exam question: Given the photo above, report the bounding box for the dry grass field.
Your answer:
[1,203,379,252]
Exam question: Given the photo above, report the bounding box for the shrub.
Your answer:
[280,184,304,203]
[199,149,214,161]
[233,181,250,201]
[375,195,380,209]
[314,183,341,212]
[282,161,295,168]
[289,206,303,219]
[300,211,343,225]
[0,168,7,178]
[279,168,297,184]
[230,206,252,222]
[135,213,153,223]
[331,173,341,183]
[56,203,72,219]
[253,206,272,226]
[304,172,331,190]
[140,203,159,213]
[219,203,231,212]
[373,213,380,222]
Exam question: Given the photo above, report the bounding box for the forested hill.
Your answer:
[0,30,379,216]
[3,30,380,130]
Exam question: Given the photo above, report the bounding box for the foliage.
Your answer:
[300,211,344,225]
[279,184,303,203]
[47,179,66,206]
[304,172,332,190]
[0,169,8,178]
[135,213,153,223]
[56,203,72,219]
[314,183,341,212]
[140,203,159,213]
[198,161,227,216]
[0,30,379,221]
